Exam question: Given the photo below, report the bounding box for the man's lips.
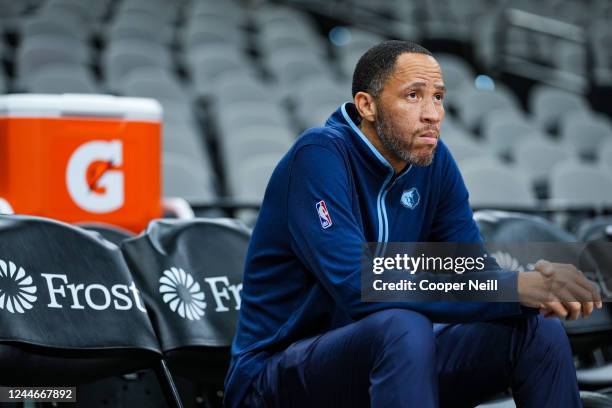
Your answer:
[418,132,439,145]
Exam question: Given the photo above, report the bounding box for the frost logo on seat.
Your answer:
[0,259,38,314]
[66,140,124,213]
[159,267,206,321]
[490,251,525,272]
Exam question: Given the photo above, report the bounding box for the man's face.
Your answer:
[373,53,445,167]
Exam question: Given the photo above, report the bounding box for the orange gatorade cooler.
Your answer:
[0,94,162,233]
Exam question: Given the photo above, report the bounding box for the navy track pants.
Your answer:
[241,309,581,407]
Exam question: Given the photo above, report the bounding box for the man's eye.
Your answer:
[435,94,444,101]
[407,92,417,99]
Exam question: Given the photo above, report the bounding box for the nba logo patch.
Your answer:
[400,188,420,209]
[315,200,333,229]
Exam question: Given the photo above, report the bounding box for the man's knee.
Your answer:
[360,309,435,362]
[525,315,573,361]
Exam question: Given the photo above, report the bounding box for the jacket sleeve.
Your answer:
[287,143,525,323]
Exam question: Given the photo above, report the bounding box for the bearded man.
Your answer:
[224,40,598,408]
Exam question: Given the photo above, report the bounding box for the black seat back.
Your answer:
[474,210,612,349]
[0,215,162,386]
[121,218,250,382]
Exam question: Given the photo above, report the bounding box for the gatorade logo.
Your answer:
[66,140,124,213]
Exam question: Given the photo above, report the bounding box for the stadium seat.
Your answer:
[211,73,275,106]
[456,87,521,132]
[559,111,612,158]
[23,64,98,94]
[182,23,246,54]
[216,101,291,136]
[435,53,475,91]
[577,216,612,242]
[461,162,537,208]
[21,15,88,41]
[0,214,182,407]
[103,44,172,92]
[550,162,612,207]
[266,49,334,87]
[481,110,543,158]
[122,67,190,106]
[599,139,612,173]
[16,40,90,80]
[79,222,136,245]
[120,218,249,404]
[163,152,216,204]
[514,137,574,188]
[442,133,489,165]
[528,85,590,132]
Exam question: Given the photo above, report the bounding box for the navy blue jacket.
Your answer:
[224,103,527,407]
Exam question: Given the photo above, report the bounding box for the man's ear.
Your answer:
[354,91,377,123]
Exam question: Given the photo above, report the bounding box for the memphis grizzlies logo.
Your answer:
[400,188,420,209]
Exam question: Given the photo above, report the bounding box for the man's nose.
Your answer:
[421,99,442,124]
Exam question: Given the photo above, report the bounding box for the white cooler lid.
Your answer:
[0,94,162,121]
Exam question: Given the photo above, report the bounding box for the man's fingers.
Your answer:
[564,302,581,320]
[573,271,603,308]
[582,301,594,318]
[543,301,568,319]
[535,259,555,277]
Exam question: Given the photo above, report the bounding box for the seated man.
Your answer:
[224,40,601,407]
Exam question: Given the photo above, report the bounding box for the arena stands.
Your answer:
[1,0,612,406]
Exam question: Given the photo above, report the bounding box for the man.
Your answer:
[224,40,601,407]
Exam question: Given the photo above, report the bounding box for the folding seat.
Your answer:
[103,44,172,93]
[163,123,210,164]
[461,162,537,208]
[528,85,590,132]
[435,53,475,91]
[162,152,217,203]
[189,50,251,97]
[191,0,244,20]
[118,0,180,25]
[455,87,521,132]
[211,72,274,106]
[550,162,612,207]
[258,32,325,58]
[20,16,87,41]
[16,39,90,80]
[599,139,612,173]
[182,23,245,54]
[24,64,99,94]
[232,154,280,201]
[120,218,250,403]
[335,28,386,58]
[514,138,573,189]
[441,133,489,165]
[225,133,292,169]
[251,4,315,31]
[267,50,334,88]
[297,100,347,130]
[559,111,612,158]
[216,101,290,137]
[106,19,172,47]
[78,222,136,244]
[481,113,544,158]
[121,67,190,106]
[577,216,612,242]
[0,214,182,408]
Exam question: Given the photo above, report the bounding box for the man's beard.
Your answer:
[374,107,436,167]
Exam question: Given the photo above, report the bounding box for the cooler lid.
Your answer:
[0,94,162,121]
